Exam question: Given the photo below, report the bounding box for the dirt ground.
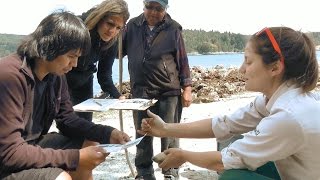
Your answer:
[90,93,259,180]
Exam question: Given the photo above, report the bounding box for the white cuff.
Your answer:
[221,148,247,170]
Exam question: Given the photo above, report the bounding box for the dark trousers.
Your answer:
[133,96,182,176]
[219,162,281,180]
[1,133,83,180]
[68,75,93,122]
[217,135,281,180]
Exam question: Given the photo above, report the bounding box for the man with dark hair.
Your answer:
[0,11,130,180]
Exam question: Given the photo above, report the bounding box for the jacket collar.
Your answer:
[20,56,35,83]
[20,56,54,85]
[265,81,300,112]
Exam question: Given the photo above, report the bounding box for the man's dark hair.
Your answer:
[17,11,91,63]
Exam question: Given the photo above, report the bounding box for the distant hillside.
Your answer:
[183,30,250,54]
[0,34,25,57]
[1,31,320,58]
[308,32,320,48]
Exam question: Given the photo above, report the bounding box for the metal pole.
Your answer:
[118,31,136,177]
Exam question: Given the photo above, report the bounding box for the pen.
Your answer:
[93,99,103,106]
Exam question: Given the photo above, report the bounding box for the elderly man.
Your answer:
[122,0,192,179]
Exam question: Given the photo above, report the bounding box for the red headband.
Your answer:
[256,27,284,66]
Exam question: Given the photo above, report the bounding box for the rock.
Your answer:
[152,152,167,164]
[115,67,320,104]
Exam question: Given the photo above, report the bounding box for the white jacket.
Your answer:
[212,82,320,180]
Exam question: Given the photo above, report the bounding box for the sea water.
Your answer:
[93,52,320,95]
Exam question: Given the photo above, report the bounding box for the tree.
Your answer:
[197,42,214,54]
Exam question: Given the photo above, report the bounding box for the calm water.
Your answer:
[93,51,320,95]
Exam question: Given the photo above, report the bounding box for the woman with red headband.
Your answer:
[139,27,320,180]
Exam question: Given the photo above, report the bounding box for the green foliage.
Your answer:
[0,34,25,57]
[182,30,249,54]
[196,42,214,54]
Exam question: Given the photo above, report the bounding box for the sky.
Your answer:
[0,0,319,35]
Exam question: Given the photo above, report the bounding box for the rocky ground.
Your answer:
[91,92,260,180]
[115,66,320,104]
[91,109,220,180]
[115,65,246,104]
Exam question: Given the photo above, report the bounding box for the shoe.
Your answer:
[164,174,177,180]
[135,173,156,180]
[162,168,179,179]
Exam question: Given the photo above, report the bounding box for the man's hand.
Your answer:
[137,110,167,137]
[78,146,109,170]
[109,129,130,144]
[118,95,126,100]
[182,86,192,107]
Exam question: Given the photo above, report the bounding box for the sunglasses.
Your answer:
[145,4,165,12]
[256,27,284,65]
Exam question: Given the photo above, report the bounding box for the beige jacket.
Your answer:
[212,82,320,180]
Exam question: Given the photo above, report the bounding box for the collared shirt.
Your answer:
[212,82,320,180]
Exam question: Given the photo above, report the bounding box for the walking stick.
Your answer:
[118,31,136,177]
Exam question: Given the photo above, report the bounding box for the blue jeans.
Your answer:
[133,96,182,176]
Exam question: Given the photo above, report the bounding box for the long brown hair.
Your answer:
[85,0,129,49]
[250,27,319,92]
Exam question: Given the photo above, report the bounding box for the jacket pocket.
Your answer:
[163,61,171,82]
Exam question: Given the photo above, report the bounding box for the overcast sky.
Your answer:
[0,0,319,35]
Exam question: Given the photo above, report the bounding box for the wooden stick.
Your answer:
[118,31,136,177]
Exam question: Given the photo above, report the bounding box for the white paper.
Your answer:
[73,98,157,112]
[97,134,146,153]
[97,144,123,153]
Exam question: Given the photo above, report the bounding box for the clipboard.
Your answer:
[73,98,158,112]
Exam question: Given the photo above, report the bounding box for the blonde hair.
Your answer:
[85,0,129,47]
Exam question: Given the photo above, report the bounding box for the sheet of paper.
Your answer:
[73,98,157,112]
[109,99,152,110]
[97,134,147,153]
[73,98,118,112]
[97,144,123,153]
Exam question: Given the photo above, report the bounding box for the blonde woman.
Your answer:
[66,0,130,121]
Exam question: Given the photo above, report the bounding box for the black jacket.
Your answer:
[66,11,121,98]
[123,14,182,98]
